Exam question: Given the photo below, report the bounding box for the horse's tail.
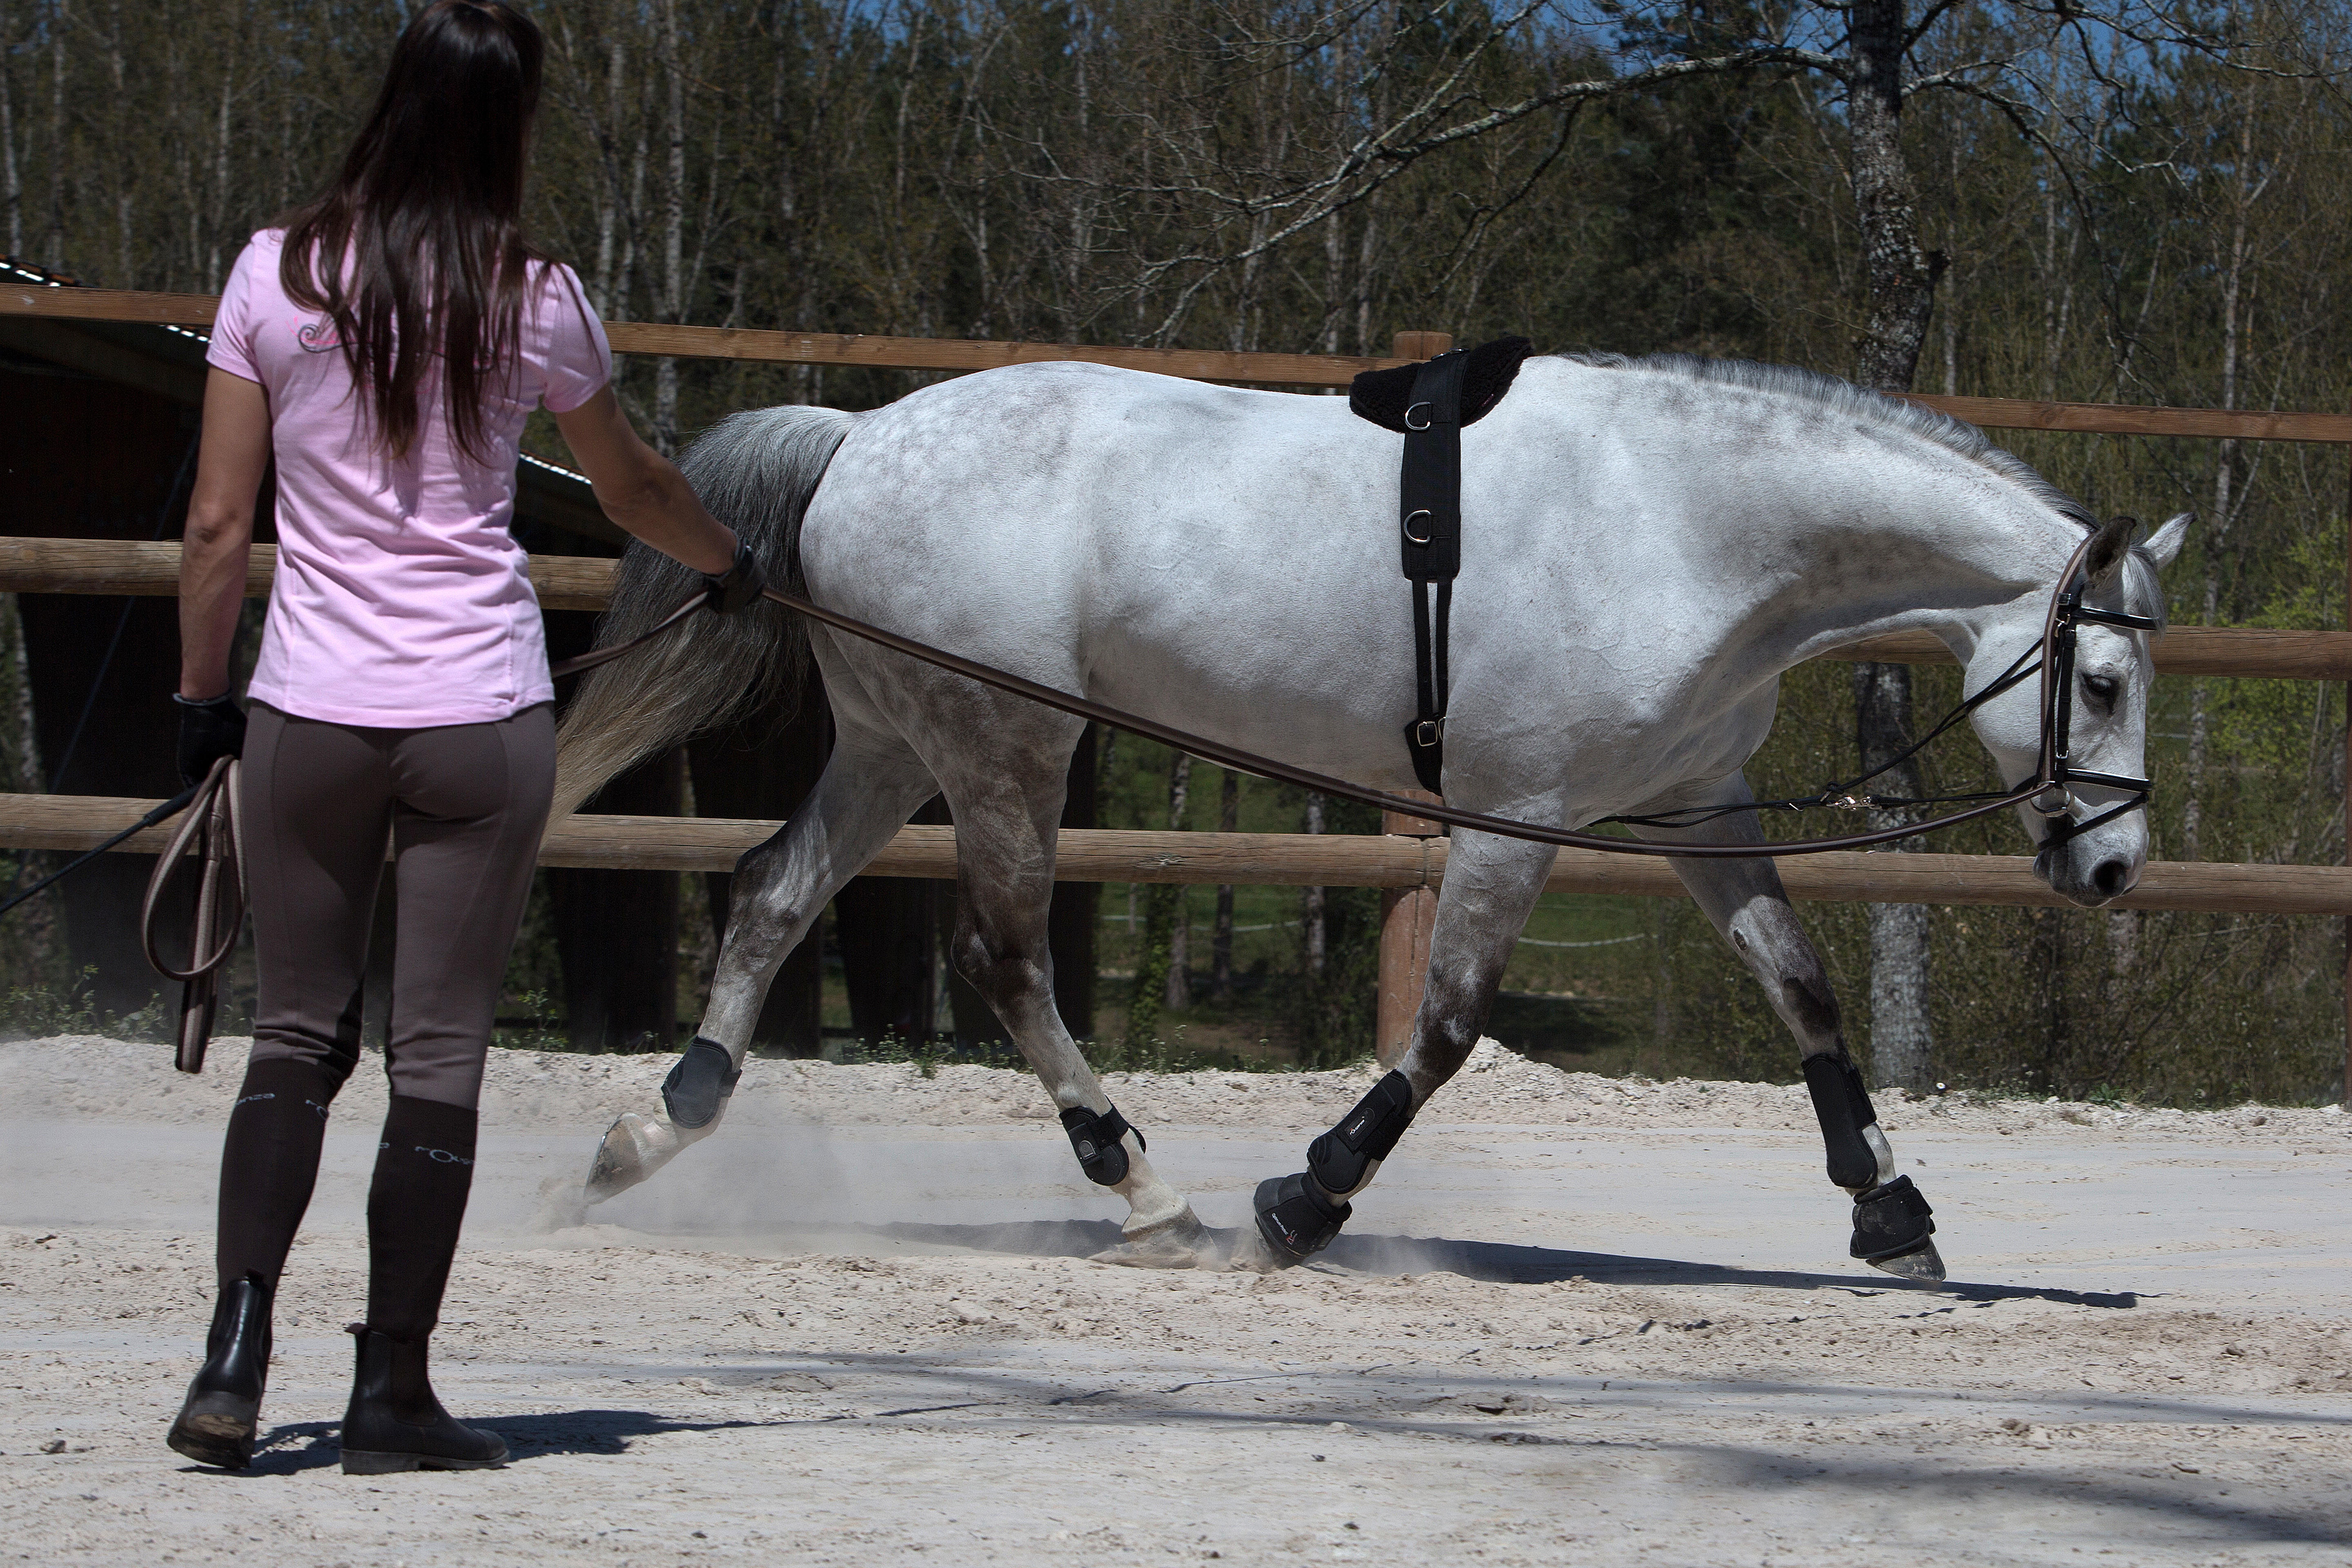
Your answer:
[551,404,858,820]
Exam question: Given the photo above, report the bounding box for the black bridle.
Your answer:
[1599,528,2158,852]
[554,528,2155,860]
[2028,537,2161,850]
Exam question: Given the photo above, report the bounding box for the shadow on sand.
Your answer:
[869,1218,2138,1307]
[196,1410,795,1475]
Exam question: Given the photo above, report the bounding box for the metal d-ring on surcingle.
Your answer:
[1394,349,1469,795]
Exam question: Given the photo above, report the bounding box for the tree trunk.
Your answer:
[45,14,62,270]
[1848,0,1937,1092]
[2185,106,2260,866]
[1,0,22,258]
[652,0,685,454]
[0,588,57,987]
[1848,0,1935,394]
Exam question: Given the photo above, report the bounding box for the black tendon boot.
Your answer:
[339,1327,509,1474]
[166,1272,272,1469]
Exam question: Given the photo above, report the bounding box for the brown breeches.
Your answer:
[238,700,555,1110]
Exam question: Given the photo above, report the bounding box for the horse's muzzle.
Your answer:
[2035,842,2139,908]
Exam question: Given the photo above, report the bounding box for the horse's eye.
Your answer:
[2082,673,2121,712]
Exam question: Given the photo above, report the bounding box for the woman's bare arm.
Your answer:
[178,368,272,701]
[550,387,737,575]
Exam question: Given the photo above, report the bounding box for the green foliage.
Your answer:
[10,0,2350,1100]
[1081,1021,1246,1076]
[0,967,167,1044]
[835,1030,956,1078]
[1291,797,1385,1072]
[491,989,569,1054]
[1124,883,1178,1050]
[2212,515,2345,808]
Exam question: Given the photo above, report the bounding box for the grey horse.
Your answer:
[547,352,2185,1278]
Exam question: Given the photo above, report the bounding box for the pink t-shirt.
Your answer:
[207,229,610,726]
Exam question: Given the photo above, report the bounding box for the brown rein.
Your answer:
[561,531,2125,861]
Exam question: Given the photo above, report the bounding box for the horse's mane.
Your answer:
[1560,352,2100,529]
[1559,351,2166,626]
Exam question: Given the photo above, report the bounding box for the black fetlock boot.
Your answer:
[166,1272,273,1469]
[339,1326,509,1474]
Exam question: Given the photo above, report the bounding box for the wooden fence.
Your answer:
[3,280,2347,1084]
[1,538,2343,679]
[2,795,2342,914]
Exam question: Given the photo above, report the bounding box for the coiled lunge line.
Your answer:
[138,754,245,1074]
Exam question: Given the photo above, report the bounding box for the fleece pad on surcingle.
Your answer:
[1348,336,1536,432]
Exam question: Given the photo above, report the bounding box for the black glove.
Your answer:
[174,693,247,788]
[703,541,766,614]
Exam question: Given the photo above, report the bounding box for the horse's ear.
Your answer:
[2138,512,2192,569]
[2085,514,2137,588]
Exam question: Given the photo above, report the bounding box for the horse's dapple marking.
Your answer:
[552,352,2185,1280]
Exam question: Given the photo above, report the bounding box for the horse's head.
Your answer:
[1966,511,2189,907]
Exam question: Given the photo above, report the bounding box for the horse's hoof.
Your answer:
[1090,1205,1216,1270]
[1850,1175,1937,1280]
[584,1112,679,1204]
[1252,1172,1349,1265]
[1868,1240,1947,1284]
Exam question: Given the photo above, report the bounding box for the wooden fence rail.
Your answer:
[8,279,2351,1091]
[12,281,2352,440]
[2,538,2348,682]
[2,793,2343,915]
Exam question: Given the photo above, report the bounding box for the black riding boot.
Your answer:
[165,1272,272,1469]
[339,1326,508,1474]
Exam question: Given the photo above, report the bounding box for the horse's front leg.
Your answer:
[1241,827,1554,1270]
[1633,774,1944,1282]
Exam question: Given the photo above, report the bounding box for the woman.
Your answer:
[167,0,752,1474]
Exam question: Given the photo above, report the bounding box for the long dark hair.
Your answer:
[280,0,547,464]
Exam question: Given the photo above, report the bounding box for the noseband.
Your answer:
[559,527,2155,861]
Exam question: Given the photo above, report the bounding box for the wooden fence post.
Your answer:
[1377,792,1445,1069]
[1391,330,1454,363]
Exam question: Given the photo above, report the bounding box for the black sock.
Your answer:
[215,1058,340,1295]
[365,1096,479,1341]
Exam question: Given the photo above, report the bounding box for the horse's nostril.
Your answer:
[2091,858,2130,898]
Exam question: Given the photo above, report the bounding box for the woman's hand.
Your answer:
[551,387,739,575]
[179,368,269,702]
[175,693,248,787]
[703,542,766,614]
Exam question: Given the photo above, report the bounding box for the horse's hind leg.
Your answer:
[932,742,1216,1269]
[579,734,940,1206]
[1635,775,1943,1283]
